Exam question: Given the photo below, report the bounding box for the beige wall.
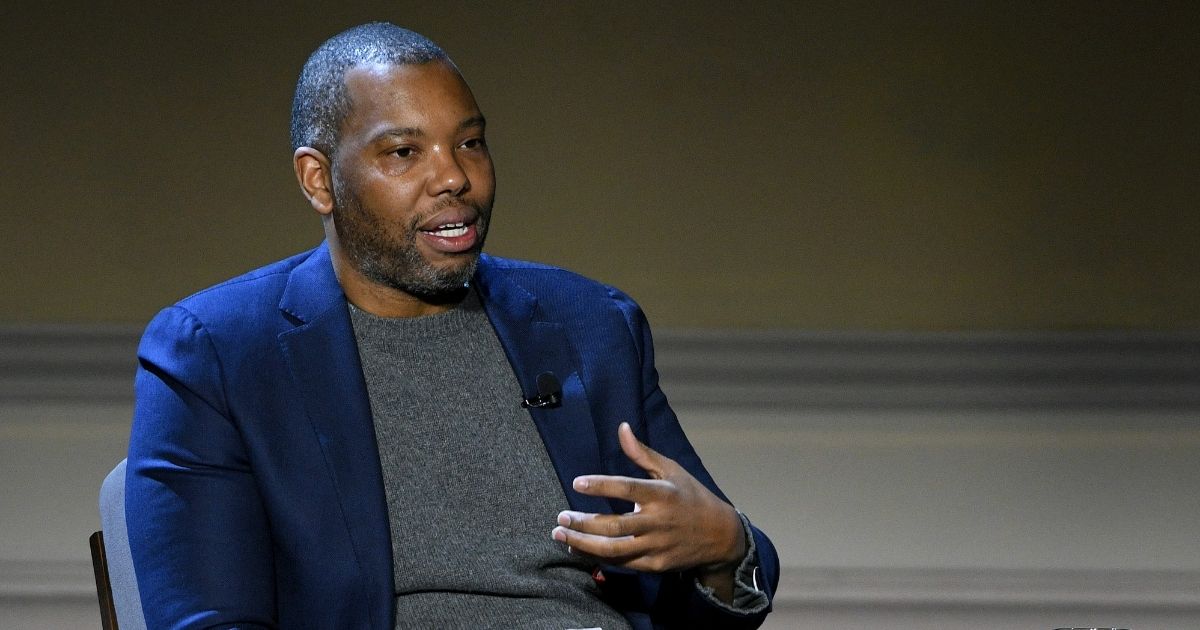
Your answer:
[2,2,1197,329]
[4,328,1200,628]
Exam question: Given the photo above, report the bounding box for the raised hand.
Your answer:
[551,422,746,601]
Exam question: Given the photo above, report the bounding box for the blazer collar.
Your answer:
[278,241,345,324]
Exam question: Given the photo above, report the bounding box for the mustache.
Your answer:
[407,198,492,229]
[331,196,490,218]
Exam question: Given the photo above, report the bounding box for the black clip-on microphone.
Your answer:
[522,371,562,408]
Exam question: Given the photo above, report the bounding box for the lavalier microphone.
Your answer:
[521,372,562,408]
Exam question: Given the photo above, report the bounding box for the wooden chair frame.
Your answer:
[90,530,120,630]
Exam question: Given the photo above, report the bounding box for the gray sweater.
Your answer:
[349,291,632,630]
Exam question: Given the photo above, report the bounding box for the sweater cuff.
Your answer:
[692,510,770,614]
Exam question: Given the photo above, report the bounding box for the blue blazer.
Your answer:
[126,243,778,629]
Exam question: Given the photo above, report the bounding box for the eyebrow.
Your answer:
[459,115,487,131]
[369,115,487,144]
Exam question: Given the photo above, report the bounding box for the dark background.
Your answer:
[2,1,1196,329]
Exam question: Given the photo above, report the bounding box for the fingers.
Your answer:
[552,514,651,567]
[569,422,676,501]
[552,525,638,559]
[617,422,665,478]
[556,510,652,538]
[551,522,678,573]
[548,422,699,573]
[552,509,654,568]
[571,474,672,503]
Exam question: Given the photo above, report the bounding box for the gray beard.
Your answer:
[331,179,487,300]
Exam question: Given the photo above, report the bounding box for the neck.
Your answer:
[344,273,467,318]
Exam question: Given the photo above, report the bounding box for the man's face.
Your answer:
[329,61,495,299]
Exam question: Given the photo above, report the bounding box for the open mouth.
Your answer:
[420,221,470,238]
[416,217,479,254]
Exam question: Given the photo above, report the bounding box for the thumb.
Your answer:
[618,422,665,478]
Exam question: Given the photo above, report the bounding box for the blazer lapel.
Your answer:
[474,256,612,516]
[276,243,393,629]
[474,257,661,608]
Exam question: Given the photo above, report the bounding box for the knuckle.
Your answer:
[646,556,669,573]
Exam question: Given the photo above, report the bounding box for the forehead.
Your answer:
[340,61,481,136]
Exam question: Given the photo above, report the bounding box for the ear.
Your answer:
[294,147,335,215]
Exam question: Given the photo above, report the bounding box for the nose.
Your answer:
[426,145,470,197]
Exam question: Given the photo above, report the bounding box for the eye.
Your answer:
[391,146,415,158]
[460,137,487,150]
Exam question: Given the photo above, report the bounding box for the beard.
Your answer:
[330,178,491,300]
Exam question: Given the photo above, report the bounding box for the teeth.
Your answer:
[425,222,468,237]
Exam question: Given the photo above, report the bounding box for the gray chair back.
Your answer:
[98,458,147,630]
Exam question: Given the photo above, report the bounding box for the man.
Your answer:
[126,22,778,629]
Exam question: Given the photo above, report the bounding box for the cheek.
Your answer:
[469,161,497,195]
[361,181,424,218]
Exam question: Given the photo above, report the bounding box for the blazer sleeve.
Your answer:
[609,288,781,630]
[125,305,277,630]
